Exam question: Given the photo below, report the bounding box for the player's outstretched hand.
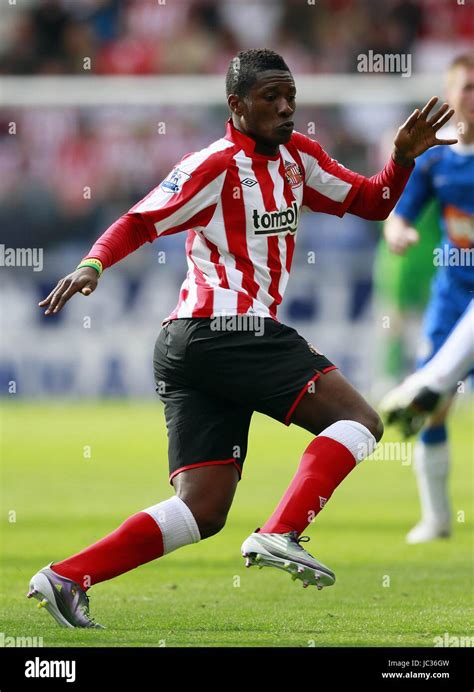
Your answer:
[38,267,99,315]
[392,97,458,166]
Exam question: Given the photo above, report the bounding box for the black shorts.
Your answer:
[153,317,336,485]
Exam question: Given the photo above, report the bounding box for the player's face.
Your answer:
[447,67,474,127]
[231,70,296,153]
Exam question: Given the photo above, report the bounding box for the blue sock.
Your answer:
[420,424,447,446]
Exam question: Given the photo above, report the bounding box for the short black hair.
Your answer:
[225,49,291,99]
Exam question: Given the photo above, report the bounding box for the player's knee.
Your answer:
[363,410,384,442]
[330,409,384,443]
[194,511,228,539]
[176,494,228,539]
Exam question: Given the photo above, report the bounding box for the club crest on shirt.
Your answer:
[284,160,303,188]
[161,168,191,193]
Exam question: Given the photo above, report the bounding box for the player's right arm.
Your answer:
[39,148,229,315]
[38,265,100,315]
[38,213,155,315]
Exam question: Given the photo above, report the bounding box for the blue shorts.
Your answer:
[418,268,473,371]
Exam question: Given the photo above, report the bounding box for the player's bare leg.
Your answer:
[289,369,383,438]
[242,369,383,589]
[172,464,240,539]
[27,465,239,627]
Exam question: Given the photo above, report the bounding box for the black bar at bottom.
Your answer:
[0,646,472,689]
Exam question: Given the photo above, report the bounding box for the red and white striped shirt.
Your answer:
[86,118,414,324]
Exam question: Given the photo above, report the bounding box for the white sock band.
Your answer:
[143,496,201,554]
[319,420,377,463]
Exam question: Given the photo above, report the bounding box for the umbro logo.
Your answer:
[241,178,258,187]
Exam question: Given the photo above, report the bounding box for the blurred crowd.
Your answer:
[0,0,472,76]
[0,103,372,252]
[0,0,471,253]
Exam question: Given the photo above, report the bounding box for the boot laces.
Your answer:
[296,535,310,544]
[288,531,310,546]
[78,590,99,626]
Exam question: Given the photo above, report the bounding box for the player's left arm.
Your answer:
[300,97,456,222]
[347,97,457,220]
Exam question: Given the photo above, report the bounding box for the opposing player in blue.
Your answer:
[384,55,474,544]
[381,299,473,435]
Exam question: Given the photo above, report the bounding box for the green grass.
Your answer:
[1,400,472,647]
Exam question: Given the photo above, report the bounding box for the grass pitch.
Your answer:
[1,400,472,647]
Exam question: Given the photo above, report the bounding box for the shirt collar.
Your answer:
[224,117,281,160]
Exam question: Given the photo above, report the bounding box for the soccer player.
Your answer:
[28,50,456,628]
[380,299,473,437]
[383,55,474,544]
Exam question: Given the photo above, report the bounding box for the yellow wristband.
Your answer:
[76,258,103,277]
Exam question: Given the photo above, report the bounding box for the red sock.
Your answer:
[260,436,356,535]
[52,512,164,590]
